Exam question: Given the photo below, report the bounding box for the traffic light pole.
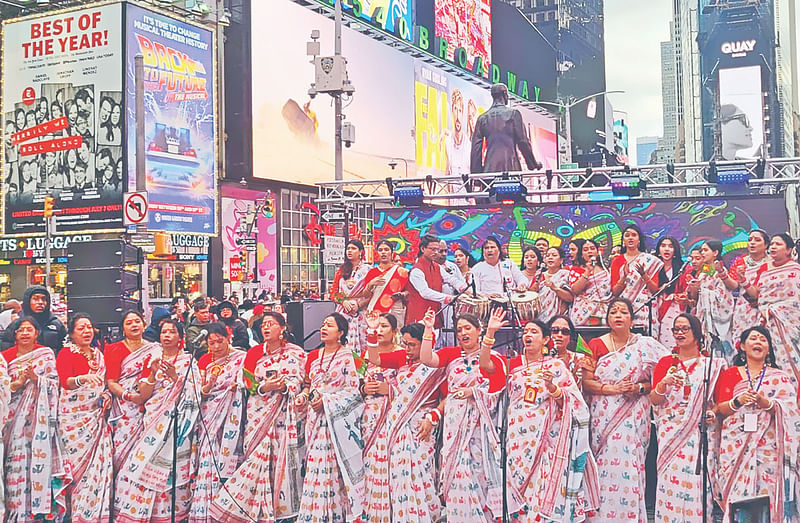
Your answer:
[135,54,149,313]
[45,214,51,292]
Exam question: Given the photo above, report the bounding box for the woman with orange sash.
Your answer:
[363,240,409,326]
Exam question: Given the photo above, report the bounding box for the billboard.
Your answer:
[2,4,124,235]
[221,186,278,292]
[124,4,217,234]
[718,65,763,160]
[374,196,789,266]
[434,0,491,77]
[414,61,557,178]
[252,0,415,183]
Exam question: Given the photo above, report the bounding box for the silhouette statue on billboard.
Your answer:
[470,83,543,174]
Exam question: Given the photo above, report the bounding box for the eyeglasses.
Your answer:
[262,321,282,329]
[550,327,571,335]
[671,326,692,334]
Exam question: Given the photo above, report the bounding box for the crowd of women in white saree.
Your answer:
[1,225,800,523]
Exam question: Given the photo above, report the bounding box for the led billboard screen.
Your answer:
[252,0,415,183]
[718,65,763,160]
[434,0,491,77]
[2,4,124,235]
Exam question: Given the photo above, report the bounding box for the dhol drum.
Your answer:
[454,295,490,324]
[510,291,541,322]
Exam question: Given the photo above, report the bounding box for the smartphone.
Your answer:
[264,370,278,379]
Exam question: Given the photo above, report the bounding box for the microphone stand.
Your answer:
[170,332,205,523]
[500,277,521,523]
[634,260,690,337]
[695,331,719,523]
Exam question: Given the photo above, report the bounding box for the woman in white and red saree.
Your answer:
[610,224,663,328]
[419,308,516,521]
[363,240,409,326]
[210,312,306,522]
[113,318,201,523]
[2,317,70,521]
[57,313,114,523]
[712,325,800,521]
[296,312,366,522]
[189,322,247,523]
[649,313,726,522]
[583,298,669,522]
[104,311,160,469]
[502,316,600,521]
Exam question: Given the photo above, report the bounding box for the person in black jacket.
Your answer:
[216,300,250,348]
[0,285,67,352]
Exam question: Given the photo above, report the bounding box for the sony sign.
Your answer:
[721,39,756,58]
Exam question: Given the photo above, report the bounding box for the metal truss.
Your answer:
[316,157,800,206]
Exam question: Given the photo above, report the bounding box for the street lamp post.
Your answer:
[537,90,624,165]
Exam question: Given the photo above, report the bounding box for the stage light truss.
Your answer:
[316,157,800,205]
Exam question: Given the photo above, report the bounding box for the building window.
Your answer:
[278,188,373,297]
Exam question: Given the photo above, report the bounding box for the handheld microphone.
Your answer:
[471,277,477,298]
[192,329,208,345]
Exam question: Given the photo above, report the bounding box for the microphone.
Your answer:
[471,277,477,298]
[191,329,208,345]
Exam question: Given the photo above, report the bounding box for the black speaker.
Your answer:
[66,268,140,297]
[285,300,336,350]
[67,240,142,269]
[67,296,140,325]
[67,240,143,324]
[729,496,769,522]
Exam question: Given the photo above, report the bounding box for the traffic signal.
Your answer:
[262,198,274,218]
[153,232,170,257]
[43,195,55,218]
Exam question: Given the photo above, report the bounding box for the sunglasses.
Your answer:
[671,326,692,334]
[723,113,750,128]
[550,327,571,335]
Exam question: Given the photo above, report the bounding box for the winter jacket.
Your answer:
[216,300,251,349]
[0,286,67,352]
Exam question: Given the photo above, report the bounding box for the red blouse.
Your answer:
[104,340,131,381]
[55,347,92,388]
[1,344,45,364]
[304,348,361,377]
[714,366,744,403]
[610,254,658,289]
[651,355,677,389]
[435,346,506,393]
[588,337,610,361]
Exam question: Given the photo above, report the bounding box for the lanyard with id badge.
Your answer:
[743,365,767,433]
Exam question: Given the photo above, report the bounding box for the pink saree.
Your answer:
[652,356,725,522]
[588,335,668,521]
[210,344,306,523]
[113,351,201,523]
[4,346,70,522]
[506,357,600,521]
[189,349,247,523]
[58,344,114,523]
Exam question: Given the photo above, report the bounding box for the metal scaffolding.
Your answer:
[316,157,800,206]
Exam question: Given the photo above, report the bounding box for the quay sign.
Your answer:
[721,39,756,59]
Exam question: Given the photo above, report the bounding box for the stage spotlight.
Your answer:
[489,175,527,204]
[716,167,750,186]
[610,174,644,197]
[393,183,424,206]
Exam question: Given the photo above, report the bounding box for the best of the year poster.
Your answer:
[124,3,217,235]
[1,3,124,235]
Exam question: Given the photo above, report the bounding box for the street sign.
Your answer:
[123,192,149,226]
[320,209,352,222]
[235,237,257,247]
[323,235,345,264]
[245,245,257,252]
[130,232,156,253]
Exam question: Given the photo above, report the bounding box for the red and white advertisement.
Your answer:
[2,3,124,235]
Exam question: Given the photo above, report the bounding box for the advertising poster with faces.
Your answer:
[1,4,124,235]
[718,65,764,161]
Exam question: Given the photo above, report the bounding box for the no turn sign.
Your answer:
[124,192,149,226]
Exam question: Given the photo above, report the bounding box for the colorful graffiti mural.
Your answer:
[221,187,278,292]
[373,196,789,265]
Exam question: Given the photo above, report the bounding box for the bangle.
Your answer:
[732,396,742,409]
[600,384,607,394]
[729,399,740,412]
[482,336,496,346]
[257,382,269,397]
[550,386,563,399]
[422,335,434,341]
[74,376,82,387]
[654,383,667,396]
[428,409,441,425]
[764,398,775,411]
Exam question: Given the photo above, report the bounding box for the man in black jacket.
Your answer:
[186,297,213,359]
[216,300,250,348]
[0,285,67,352]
